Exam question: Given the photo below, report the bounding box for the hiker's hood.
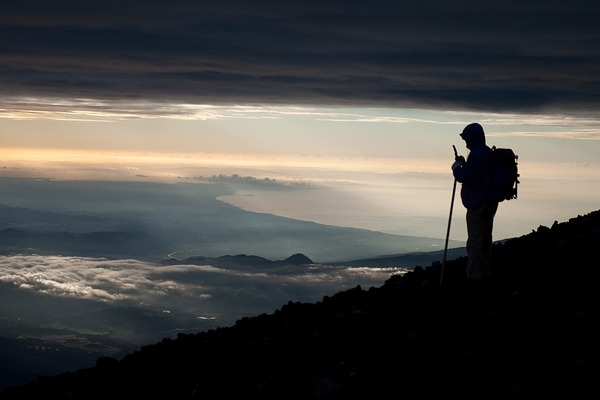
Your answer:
[460,123,486,148]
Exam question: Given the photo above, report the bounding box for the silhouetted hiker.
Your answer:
[452,123,498,281]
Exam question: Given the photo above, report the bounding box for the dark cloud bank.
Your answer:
[1,1,599,113]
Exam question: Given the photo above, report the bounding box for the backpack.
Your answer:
[488,146,519,202]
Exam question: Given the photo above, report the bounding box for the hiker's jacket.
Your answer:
[452,127,494,209]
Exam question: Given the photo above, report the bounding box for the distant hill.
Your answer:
[329,246,467,268]
[2,210,599,399]
[176,253,315,268]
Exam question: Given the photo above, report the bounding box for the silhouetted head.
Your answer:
[460,123,486,148]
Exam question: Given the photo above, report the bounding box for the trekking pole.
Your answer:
[440,145,459,286]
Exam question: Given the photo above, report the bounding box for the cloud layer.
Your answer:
[1,1,599,113]
[0,254,404,343]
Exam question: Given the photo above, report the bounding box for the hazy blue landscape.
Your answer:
[0,176,459,262]
[0,175,464,390]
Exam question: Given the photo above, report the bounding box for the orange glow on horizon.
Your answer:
[0,147,596,185]
[0,147,451,180]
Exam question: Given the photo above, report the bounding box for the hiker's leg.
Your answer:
[481,202,499,278]
[466,207,486,281]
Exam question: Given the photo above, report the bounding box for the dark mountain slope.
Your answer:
[2,210,600,399]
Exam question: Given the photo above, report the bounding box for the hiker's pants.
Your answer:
[466,201,499,281]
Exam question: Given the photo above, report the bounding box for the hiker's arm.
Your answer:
[452,152,484,183]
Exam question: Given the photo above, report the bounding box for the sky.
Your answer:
[1,1,599,241]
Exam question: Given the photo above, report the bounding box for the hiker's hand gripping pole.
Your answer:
[453,145,465,166]
[440,145,459,286]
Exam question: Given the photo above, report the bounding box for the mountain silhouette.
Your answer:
[2,210,599,399]
[177,252,314,268]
